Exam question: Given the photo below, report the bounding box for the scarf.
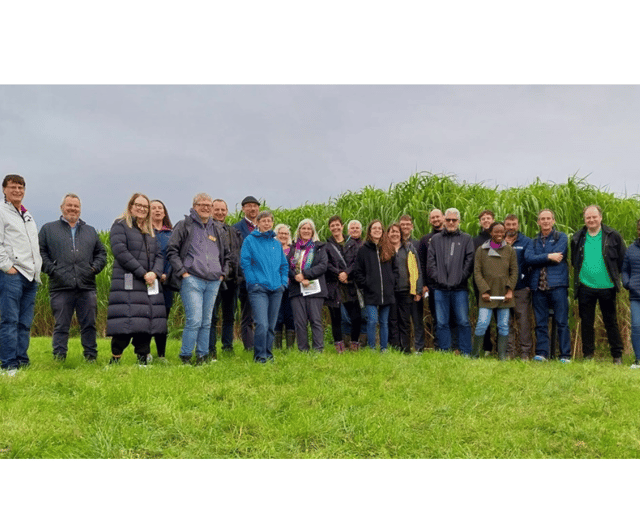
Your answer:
[290,238,315,273]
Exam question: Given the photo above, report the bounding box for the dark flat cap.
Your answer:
[241,196,260,206]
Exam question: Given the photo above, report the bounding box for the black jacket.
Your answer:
[106,219,167,336]
[418,227,444,288]
[286,241,328,299]
[426,229,474,291]
[571,224,626,297]
[38,218,107,291]
[353,241,398,306]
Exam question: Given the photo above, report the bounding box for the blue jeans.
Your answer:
[631,300,640,361]
[247,284,284,362]
[0,272,39,369]
[475,307,509,336]
[532,287,571,359]
[433,289,472,355]
[365,304,391,350]
[180,276,221,358]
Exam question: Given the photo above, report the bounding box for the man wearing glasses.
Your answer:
[426,208,474,355]
[167,193,229,365]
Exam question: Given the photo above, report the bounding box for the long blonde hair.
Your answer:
[119,193,154,236]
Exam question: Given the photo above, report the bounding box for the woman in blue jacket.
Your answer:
[240,210,288,363]
[622,218,640,368]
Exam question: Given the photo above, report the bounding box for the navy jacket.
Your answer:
[524,228,569,291]
[39,217,107,291]
[510,232,532,290]
[622,239,640,301]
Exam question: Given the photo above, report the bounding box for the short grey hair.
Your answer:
[347,219,362,230]
[192,193,213,207]
[444,208,461,220]
[274,223,291,242]
[294,218,319,242]
[60,193,81,207]
[256,210,274,222]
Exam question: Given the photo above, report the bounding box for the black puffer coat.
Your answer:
[106,219,167,336]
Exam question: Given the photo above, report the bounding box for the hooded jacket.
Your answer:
[240,228,288,291]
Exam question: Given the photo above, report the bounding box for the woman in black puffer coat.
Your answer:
[106,193,167,365]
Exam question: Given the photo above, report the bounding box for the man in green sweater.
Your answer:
[570,205,626,363]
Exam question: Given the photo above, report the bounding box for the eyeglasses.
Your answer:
[445,218,459,222]
[133,203,149,210]
[195,203,212,209]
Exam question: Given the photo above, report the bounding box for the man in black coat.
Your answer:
[39,193,107,361]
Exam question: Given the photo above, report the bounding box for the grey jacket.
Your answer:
[0,199,42,282]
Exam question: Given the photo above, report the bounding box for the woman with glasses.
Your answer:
[106,193,167,365]
[273,223,295,350]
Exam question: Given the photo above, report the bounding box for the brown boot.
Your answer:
[335,341,345,354]
[285,330,296,350]
[349,341,360,351]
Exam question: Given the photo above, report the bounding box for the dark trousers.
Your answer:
[275,288,295,332]
[111,333,152,359]
[50,289,98,359]
[507,287,533,358]
[342,301,362,343]
[154,289,174,357]
[328,305,343,343]
[238,282,255,350]
[210,280,238,352]
[578,286,623,358]
[394,291,425,352]
[532,287,571,359]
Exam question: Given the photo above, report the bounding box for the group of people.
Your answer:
[2,172,640,375]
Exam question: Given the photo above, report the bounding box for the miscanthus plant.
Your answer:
[2,337,640,459]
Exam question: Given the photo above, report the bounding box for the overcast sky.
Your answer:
[1,84,639,231]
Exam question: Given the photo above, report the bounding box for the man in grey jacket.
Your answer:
[0,174,42,374]
[426,207,474,355]
[39,193,107,362]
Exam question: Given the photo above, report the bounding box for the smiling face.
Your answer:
[348,222,361,239]
[429,209,444,230]
[193,198,213,222]
[212,200,228,222]
[3,181,25,208]
[444,213,460,233]
[150,201,165,224]
[479,213,494,231]
[299,223,314,241]
[329,219,344,240]
[399,218,413,240]
[504,217,519,235]
[490,224,505,244]
[61,196,81,225]
[369,221,383,243]
[537,210,555,236]
[583,206,602,233]
[276,226,290,246]
[387,225,402,245]
[243,202,260,222]
[130,195,150,221]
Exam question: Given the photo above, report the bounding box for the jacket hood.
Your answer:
[250,228,276,239]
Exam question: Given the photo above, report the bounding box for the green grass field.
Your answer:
[2,337,640,459]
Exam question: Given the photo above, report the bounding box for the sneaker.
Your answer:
[613,357,623,365]
[533,355,547,362]
[559,358,571,364]
[630,361,640,369]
